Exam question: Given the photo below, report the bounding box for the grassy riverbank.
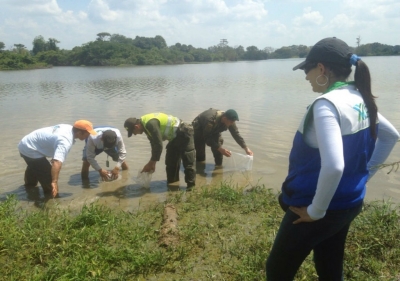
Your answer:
[1,183,399,280]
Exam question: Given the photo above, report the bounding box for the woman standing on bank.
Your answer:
[266,37,399,280]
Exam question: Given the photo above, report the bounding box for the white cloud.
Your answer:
[230,0,268,20]
[11,0,62,16]
[343,0,400,19]
[293,7,323,26]
[0,0,399,50]
[268,21,288,34]
[88,0,120,22]
[328,13,354,29]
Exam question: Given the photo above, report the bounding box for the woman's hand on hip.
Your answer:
[289,206,316,224]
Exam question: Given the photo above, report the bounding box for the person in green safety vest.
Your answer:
[124,113,195,190]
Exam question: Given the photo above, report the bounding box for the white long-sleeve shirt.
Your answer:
[84,127,127,171]
[304,99,399,220]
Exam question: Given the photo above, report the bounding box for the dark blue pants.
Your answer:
[266,202,363,281]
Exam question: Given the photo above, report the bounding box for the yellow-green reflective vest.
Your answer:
[141,113,180,141]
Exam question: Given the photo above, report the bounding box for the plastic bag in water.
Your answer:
[103,172,119,182]
[134,170,153,188]
[224,152,253,172]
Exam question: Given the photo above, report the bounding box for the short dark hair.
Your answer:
[102,130,117,148]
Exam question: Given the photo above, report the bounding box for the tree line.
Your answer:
[0,33,399,70]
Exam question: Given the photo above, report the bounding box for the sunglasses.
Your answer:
[303,62,318,74]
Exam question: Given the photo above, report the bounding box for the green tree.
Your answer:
[183,53,194,62]
[154,35,167,49]
[297,45,309,58]
[159,48,184,64]
[13,44,27,54]
[110,34,132,44]
[263,47,275,54]
[270,46,294,59]
[235,45,245,59]
[47,38,60,51]
[243,46,268,60]
[36,50,65,66]
[96,32,111,41]
[357,42,396,56]
[189,48,212,62]
[32,35,47,55]
[207,45,239,61]
[394,45,400,55]
[133,35,167,50]
[0,50,46,70]
[0,41,5,51]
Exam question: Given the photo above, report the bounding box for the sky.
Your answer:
[1,0,399,51]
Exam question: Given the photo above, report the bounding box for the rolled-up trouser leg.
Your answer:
[211,135,224,166]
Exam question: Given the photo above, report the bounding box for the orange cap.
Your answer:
[73,120,97,135]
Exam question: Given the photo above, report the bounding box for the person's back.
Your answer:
[141,113,181,141]
[18,124,74,161]
[86,126,124,149]
[193,108,220,130]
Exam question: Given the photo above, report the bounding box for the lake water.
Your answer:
[1,57,399,212]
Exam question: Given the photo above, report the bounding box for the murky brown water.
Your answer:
[1,57,399,212]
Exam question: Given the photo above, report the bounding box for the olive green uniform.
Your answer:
[192,108,247,165]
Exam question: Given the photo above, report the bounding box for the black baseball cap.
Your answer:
[102,130,117,148]
[124,117,137,137]
[293,37,352,71]
[224,109,239,121]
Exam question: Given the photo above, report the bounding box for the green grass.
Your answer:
[1,183,399,280]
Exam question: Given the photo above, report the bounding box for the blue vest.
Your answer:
[282,85,376,210]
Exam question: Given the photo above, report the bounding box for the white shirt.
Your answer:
[18,124,75,163]
[84,127,127,171]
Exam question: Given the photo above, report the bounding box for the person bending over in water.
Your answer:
[81,126,128,181]
[19,120,97,198]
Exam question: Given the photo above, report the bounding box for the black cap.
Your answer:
[102,130,117,148]
[293,37,352,71]
[124,117,137,138]
[224,109,239,121]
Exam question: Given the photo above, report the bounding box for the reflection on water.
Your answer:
[1,57,399,211]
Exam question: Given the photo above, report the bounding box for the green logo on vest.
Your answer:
[353,103,368,121]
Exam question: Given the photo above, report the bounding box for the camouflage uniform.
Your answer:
[192,108,247,165]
